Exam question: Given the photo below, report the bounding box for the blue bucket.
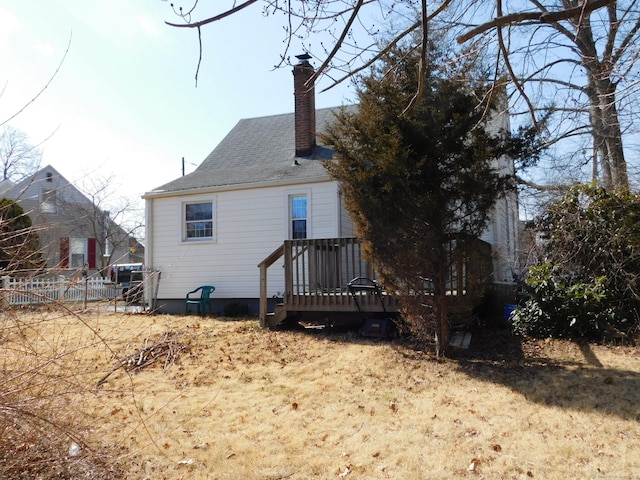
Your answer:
[504,304,517,322]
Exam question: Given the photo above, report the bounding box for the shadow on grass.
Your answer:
[452,327,640,422]
[270,316,640,422]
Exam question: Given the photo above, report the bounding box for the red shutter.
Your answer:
[87,237,97,269]
[60,237,69,268]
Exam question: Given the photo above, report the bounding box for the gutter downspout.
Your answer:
[144,197,153,306]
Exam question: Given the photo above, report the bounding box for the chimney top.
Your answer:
[295,53,312,65]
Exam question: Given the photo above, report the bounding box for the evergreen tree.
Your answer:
[0,199,44,274]
[322,44,536,356]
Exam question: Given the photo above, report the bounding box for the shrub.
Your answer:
[511,263,623,338]
[513,185,640,341]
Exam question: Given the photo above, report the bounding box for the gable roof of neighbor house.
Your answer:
[1,165,91,206]
[147,106,353,196]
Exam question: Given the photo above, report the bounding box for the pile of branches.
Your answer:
[97,331,189,386]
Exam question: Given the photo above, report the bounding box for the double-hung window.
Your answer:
[41,188,57,213]
[184,201,214,240]
[289,194,308,239]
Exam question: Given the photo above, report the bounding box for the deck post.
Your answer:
[259,262,268,327]
[284,241,293,305]
[258,244,285,328]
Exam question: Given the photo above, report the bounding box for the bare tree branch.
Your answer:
[404,0,429,112]
[319,0,454,93]
[165,0,260,27]
[496,0,540,129]
[320,19,420,92]
[456,0,615,44]
[612,17,640,67]
[516,175,573,191]
[304,0,367,90]
[1,33,71,128]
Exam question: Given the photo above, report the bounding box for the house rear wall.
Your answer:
[147,180,346,313]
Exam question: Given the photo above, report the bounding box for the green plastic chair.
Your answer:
[185,285,215,316]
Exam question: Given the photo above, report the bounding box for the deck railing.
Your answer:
[284,237,380,308]
[259,237,394,326]
[258,236,492,327]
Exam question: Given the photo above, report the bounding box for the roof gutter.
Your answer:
[141,174,332,200]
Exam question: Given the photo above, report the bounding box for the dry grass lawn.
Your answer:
[2,306,640,479]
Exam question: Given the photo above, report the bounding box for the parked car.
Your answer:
[109,263,144,304]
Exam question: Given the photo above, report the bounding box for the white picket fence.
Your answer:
[1,275,117,306]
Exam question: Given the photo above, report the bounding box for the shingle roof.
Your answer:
[149,107,347,195]
[0,179,14,197]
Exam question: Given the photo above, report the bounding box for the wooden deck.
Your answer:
[258,236,492,328]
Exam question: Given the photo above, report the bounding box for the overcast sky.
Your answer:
[0,1,355,207]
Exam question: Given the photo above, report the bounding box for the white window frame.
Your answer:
[182,198,216,242]
[69,237,86,268]
[287,190,311,239]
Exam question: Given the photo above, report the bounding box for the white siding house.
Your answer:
[143,55,518,315]
[145,179,350,304]
[480,108,520,284]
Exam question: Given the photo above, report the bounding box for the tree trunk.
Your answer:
[576,20,629,190]
[586,78,628,189]
[597,82,628,189]
[434,289,449,357]
[433,242,450,357]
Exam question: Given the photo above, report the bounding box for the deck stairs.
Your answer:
[265,303,290,328]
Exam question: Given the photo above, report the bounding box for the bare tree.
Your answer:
[0,126,42,183]
[58,174,144,276]
[164,0,638,191]
[455,0,638,190]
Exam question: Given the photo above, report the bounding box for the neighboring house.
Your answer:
[1,165,143,276]
[143,55,520,317]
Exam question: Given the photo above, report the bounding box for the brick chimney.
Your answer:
[293,53,316,157]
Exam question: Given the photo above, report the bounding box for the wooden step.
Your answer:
[265,304,289,328]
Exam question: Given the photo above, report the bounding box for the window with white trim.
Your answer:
[184,201,214,240]
[41,188,57,214]
[289,194,308,239]
[70,238,86,268]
